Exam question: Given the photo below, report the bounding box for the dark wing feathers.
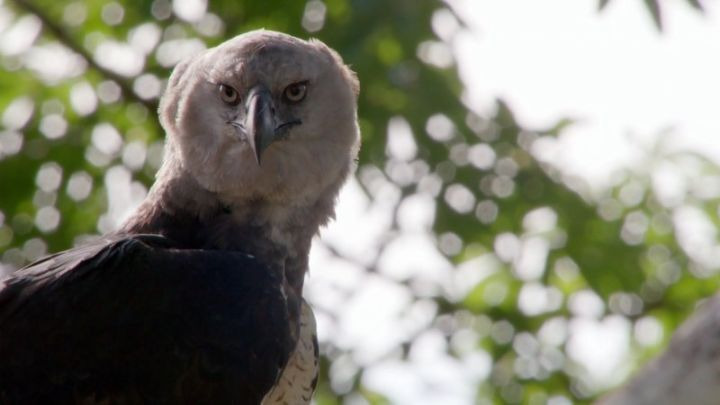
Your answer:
[0,234,293,404]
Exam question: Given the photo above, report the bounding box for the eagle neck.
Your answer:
[119,160,337,295]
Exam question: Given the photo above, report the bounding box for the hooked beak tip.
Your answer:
[245,85,276,166]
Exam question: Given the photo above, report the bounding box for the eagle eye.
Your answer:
[283,82,308,103]
[218,84,240,106]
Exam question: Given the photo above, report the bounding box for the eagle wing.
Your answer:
[262,300,319,405]
[0,234,294,404]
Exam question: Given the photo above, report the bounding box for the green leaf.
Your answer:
[644,0,663,31]
[685,0,705,11]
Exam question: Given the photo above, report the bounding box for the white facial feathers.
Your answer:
[158,30,360,207]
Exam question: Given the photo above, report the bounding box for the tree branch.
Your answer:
[9,0,159,112]
[599,294,720,404]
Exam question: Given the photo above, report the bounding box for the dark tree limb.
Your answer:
[599,294,720,405]
[9,0,159,112]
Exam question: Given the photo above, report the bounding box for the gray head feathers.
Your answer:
[156,30,360,210]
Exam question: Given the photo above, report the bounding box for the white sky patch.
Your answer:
[24,43,88,84]
[378,233,452,282]
[317,177,394,265]
[386,116,418,161]
[172,0,207,22]
[451,0,720,187]
[70,81,98,116]
[0,14,41,56]
[94,40,145,77]
[128,22,162,55]
[155,38,207,67]
[1,97,34,130]
[567,315,633,390]
[98,165,147,232]
[335,274,412,364]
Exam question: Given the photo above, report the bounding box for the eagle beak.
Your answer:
[245,85,276,165]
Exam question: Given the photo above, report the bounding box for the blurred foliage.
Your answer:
[599,0,707,30]
[0,0,718,404]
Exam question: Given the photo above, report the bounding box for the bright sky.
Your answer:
[311,1,720,403]
[453,0,720,187]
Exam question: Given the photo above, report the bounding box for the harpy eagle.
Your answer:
[0,30,360,404]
